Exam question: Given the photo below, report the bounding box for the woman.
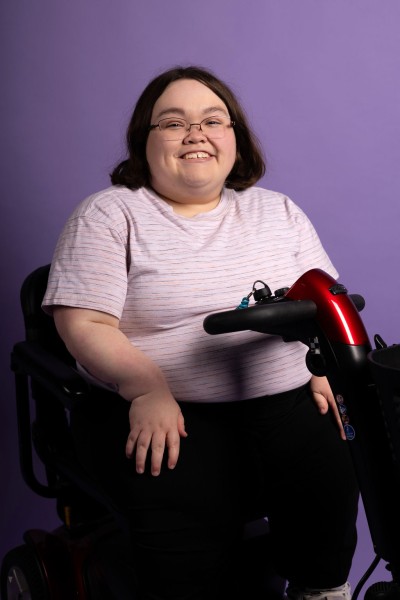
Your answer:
[43,66,358,600]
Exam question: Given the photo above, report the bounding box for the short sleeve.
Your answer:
[42,213,129,318]
[292,204,339,280]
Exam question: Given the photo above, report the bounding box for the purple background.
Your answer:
[1,0,399,591]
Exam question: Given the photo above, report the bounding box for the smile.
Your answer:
[181,152,211,160]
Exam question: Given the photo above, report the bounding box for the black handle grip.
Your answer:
[203,299,317,336]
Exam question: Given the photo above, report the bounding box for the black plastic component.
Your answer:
[305,350,327,376]
[349,294,366,312]
[274,288,289,298]
[253,285,272,302]
[374,334,388,350]
[329,283,348,295]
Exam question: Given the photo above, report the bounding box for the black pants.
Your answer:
[74,384,358,599]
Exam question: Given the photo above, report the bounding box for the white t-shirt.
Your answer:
[43,185,338,402]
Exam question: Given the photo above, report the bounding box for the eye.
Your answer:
[203,116,224,127]
[162,118,186,130]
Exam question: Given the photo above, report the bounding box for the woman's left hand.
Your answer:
[310,375,346,440]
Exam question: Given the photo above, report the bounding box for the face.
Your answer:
[146,79,237,215]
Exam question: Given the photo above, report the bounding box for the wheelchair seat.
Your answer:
[1,265,286,599]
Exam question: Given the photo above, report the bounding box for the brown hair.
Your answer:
[110,66,266,191]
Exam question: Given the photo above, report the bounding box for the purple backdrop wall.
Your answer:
[1,0,399,592]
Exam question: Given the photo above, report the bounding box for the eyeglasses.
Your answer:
[148,115,235,141]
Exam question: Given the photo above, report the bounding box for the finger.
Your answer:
[322,393,346,440]
[125,428,140,458]
[329,399,346,440]
[150,432,167,476]
[177,412,188,437]
[135,433,152,474]
[166,431,181,470]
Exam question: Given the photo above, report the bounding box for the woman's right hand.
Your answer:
[126,391,188,476]
[53,307,187,476]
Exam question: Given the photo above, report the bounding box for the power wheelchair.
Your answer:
[204,268,400,599]
[1,265,286,600]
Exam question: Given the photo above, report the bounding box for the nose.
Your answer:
[183,123,206,143]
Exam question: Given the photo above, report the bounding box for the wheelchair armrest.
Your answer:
[11,340,90,410]
[10,340,129,518]
[11,340,92,498]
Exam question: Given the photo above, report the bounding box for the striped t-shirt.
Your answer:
[43,185,338,402]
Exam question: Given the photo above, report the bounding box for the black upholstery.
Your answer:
[11,265,125,518]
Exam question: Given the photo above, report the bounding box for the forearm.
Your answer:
[53,306,186,475]
[53,307,169,401]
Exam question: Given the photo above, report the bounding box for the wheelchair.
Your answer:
[204,268,400,599]
[1,265,286,600]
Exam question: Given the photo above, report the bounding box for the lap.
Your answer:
[71,384,358,595]
[73,384,356,525]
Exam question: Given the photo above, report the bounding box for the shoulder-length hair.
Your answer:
[110,66,266,191]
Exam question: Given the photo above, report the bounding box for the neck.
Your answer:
[153,189,221,217]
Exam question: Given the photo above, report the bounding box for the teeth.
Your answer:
[183,152,210,159]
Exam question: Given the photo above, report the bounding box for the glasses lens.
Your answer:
[199,116,229,139]
[159,118,188,141]
[157,116,232,140]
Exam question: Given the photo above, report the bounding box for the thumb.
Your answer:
[313,391,329,414]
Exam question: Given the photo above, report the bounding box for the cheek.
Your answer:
[226,140,237,170]
[145,138,157,171]
[146,140,167,178]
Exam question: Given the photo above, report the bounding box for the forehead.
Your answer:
[151,79,229,120]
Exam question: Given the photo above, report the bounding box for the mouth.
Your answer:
[181,151,212,160]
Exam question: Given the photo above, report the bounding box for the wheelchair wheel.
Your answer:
[1,544,49,600]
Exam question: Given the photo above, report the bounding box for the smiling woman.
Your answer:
[145,79,237,216]
[110,65,265,194]
[42,66,358,600]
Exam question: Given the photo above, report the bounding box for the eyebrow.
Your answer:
[154,105,229,121]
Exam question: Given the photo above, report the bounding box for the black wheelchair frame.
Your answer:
[1,265,286,600]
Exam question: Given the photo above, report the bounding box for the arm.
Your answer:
[310,374,346,440]
[53,306,187,476]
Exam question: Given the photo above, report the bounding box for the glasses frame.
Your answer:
[148,115,235,140]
